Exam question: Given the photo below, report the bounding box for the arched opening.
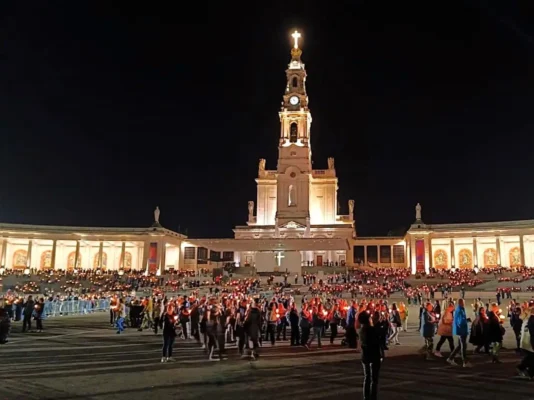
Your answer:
[12,249,27,269]
[292,77,298,87]
[67,251,82,270]
[289,123,298,142]
[40,250,52,270]
[93,252,108,269]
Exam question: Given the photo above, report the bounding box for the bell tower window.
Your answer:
[292,77,298,88]
[289,123,298,143]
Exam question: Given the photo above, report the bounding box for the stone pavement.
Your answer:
[0,313,532,400]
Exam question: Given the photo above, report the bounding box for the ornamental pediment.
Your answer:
[280,221,306,229]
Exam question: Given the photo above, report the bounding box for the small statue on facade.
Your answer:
[415,203,422,220]
[348,199,355,214]
[327,157,335,170]
[154,206,160,224]
[248,201,254,217]
[258,158,266,172]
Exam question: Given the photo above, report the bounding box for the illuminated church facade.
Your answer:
[1,31,534,276]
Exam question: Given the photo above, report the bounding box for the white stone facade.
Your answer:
[0,223,187,274]
[233,33,355,270]
[407,205,534,273]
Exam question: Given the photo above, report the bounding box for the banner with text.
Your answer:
[415,239,425,273]
[148,242,158,273]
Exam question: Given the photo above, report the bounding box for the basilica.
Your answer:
[0,32,533,275]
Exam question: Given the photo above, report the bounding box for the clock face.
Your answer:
[289,96,299,105]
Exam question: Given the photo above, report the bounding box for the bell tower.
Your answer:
[278,30,312,173]
[276,30,312,226]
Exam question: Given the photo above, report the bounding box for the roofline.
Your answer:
[0,222,187,239]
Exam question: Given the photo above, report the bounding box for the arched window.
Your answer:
[292,77,298,87]
[289,123,298,142]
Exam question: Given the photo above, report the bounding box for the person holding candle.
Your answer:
[388,303,402,346]
[487,303,504,363]
[434,301,455,357]
[307,304,325,349]
[359,309,382,400]
[328,304,341,344]
[420,301,437,361]
[115,298,126,334]
[299,303,312,348]
[161,304,177,363]
[33,297,44,333]
[244,299,262,360]
[22,295,34,333]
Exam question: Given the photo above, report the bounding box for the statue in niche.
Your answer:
[348,199,355,214]
[288,184,296,206]
[415,203,422,220]
[154,206,160,223]
[248,201,254,216]
[258,159,266,173]
[327,157,335,170]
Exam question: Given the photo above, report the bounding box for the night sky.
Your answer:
[1,2,534,238]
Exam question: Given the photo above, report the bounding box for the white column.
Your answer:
[120,242,126,270]
[142,241,150,273]
[496,237,501,266]
[450,239,455,268]
[410,237,416,274]
[428,240,433,271]
[27,240,33,269]
[390,245,394,267]
[159,241,166,274]
[137,244,143,271]
[51,240,57,270]
[473,238,478,267]
[178,244,184,272]
[364,245,368,266]
[155,242,162,274]
[74,240,80,270]
[98,241,104,269]
[425,238,430,273]
[0,239,7,267]
[520,234,526,266]
[406,242,410,270]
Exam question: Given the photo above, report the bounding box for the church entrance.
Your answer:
[316,255,323,267]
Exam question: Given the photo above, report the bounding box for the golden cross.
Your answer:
[291,30,301,49]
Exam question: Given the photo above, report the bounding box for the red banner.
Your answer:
[415,240,425,273]
[148,242,157,273]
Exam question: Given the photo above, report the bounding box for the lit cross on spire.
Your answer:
[291,30,301,49]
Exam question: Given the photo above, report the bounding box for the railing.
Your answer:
[42,298,110,318]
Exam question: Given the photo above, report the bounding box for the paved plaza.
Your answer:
[0,310,532,400]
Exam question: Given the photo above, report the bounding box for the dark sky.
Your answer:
[1,1,534,238]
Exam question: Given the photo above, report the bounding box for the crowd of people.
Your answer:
[99,287,534,399]
[2,266,534,399]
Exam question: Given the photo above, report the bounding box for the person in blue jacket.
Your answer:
[447,298,471,367]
